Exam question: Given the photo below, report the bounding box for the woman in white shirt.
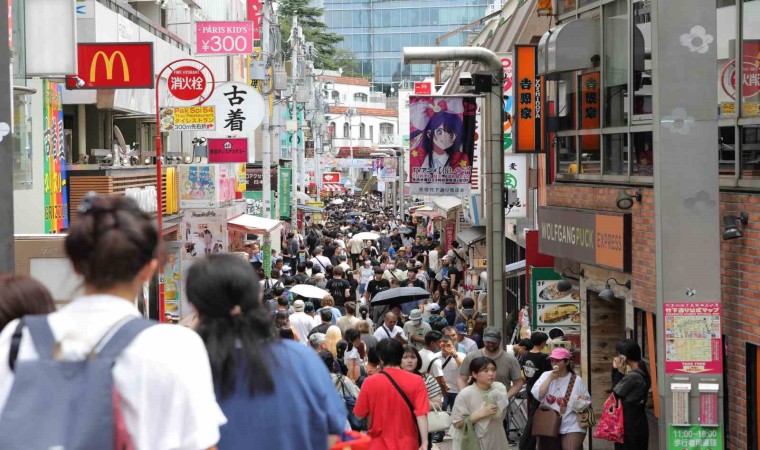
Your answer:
[343,328,364,383]
[530,348,590,450]
[359,260,375,300]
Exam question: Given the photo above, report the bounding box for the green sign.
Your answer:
[530,267,562,328]
[668,425,723,450]
[263,235,272,278]
[243,191,276,219]
[279,167,292,219]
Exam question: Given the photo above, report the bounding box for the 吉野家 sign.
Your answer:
[664,302,723,375]
[538,206,632,272]
[159,106,216,131]
[74,43,154,89]
[196,21,255,55]
[513,45,543,153]
[208,138,249,163]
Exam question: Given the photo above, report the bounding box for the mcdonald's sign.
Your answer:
[73,43,154,89]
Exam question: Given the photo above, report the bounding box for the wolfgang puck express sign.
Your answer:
[538,206,631,272]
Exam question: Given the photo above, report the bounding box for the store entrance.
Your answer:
[586,289,625,450]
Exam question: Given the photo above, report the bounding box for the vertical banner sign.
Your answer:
[499,53,514,151]
[445,221,456,252]
[195,22,255,55]
[43,81,68,234]
[513,45,543,153]
[246,0,262,40]
[504,154,528,218]
[279,167,292,218]
[263,235,272,278]
[664,302,723,374]
[580,72,600,149]
[409,96,477,196]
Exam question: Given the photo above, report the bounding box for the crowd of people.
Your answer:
[0,192,651,450]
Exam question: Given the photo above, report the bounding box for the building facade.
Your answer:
[321,0,490,88]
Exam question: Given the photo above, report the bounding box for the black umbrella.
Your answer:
[370,287,431,306]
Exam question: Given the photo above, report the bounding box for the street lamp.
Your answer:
[403,46,505,332]
[346,107,360,184]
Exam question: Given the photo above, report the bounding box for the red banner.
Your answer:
[247,0,262,40]
[208,138,249,163]
[74,43,154,89]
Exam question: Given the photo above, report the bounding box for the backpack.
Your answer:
[306,229,319,248]
[0,315,155,450]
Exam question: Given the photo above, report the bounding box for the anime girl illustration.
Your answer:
[410,98,471,171]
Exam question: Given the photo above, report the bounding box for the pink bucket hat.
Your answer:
[549,348,572,360]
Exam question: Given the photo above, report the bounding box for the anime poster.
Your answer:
[180,165,216,208]
[43,81,69,233]
[409,96,477,196]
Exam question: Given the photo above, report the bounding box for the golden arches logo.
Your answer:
[89,51,130,82]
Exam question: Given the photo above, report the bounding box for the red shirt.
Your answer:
[353,368,430,450]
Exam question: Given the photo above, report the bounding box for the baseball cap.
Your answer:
[454,323,468,335]
[409,309,423,321]
[293,300,305,312]
[549,347,572,360]
[304,301,315,313]
[428,303,441,312]
[364,260,371,266]
[415,260,423,267]
[381,230,387,234]
[442,255,452,261]
[483,326,503,343]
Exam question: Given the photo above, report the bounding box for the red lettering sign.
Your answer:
[247,0,262,40]
[414,82,432,95]
[73,43,154,89]
[208,138,249,163]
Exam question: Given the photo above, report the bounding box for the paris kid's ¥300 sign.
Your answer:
[72,43,154,89]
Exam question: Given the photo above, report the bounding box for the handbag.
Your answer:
[532,373,576,438]
[593,393,624,443]
[336,375,368,431]
[427,402,451,432]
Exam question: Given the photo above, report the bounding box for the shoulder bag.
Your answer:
[532,373,576,438]
[379,371,422,446]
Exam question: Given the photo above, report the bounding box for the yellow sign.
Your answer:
[90,51,129,82]
[159,106,216,131]
[720,101,735,116]
[743,102,759,117]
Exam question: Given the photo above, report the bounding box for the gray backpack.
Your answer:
[0,315,155,450]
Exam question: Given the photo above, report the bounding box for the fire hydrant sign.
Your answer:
[196,21,254,55]
[160,106,216,131]
[208,138,248,163]
[664,302,722,374]
[168,66,207,101]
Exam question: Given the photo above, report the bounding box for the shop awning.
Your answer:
[504,260,526,279]
[411,206,442,219]
[227,214,283,234]
[297,204,324,213]
[537,18,600,76]
[456,226,486,246]
[321,183,346,193]
[433,196,462,214]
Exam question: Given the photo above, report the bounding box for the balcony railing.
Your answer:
[97,0,191,51]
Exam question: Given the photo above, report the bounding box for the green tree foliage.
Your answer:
[278,0,345,70]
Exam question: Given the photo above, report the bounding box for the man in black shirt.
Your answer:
[390,228,403,247]
[324,266,351,311]
[412,236,426,260]
[323,237,337,260]
[519,331,552,450]
[293,263,309,285]
[308,309,334,337]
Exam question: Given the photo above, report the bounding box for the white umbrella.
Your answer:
[353,232,380,241]
[295,191,311,202]
[331,198,344,205]
[290,284,329,299]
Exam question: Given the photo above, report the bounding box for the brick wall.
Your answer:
[546,184,760,449]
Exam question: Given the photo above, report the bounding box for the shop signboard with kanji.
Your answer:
[668,425,723,450]
[279,167,293,218]
[504,154,527,218]
[246,0,262,39]
[664,302,722,374]
[168,66,207,101]
[513,45,543,153]
[409,96,478,196]
[414,82,432,95]
[209,82,265,137]
[159,106,215,131]
[580,72,600,150]
[208,138,248,163]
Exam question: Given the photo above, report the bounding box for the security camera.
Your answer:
[75,77,85,88]
[459,72,473,86]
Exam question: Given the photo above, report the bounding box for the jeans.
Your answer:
[443,392,458,412]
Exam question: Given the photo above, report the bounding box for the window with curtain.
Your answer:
[343,122,349,138]
[329,122,336,138]
[360,123,366,139]
[380,123,394,136]
[332,91,340,101]
[354,93,368,102]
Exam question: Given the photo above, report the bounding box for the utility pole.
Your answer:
[261,0,272,219]
[403,47,504,331]
[0,0,14,273]
[289,17,299,231]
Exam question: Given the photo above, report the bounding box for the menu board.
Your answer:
[532,268,581,327]
[664,302,722,374]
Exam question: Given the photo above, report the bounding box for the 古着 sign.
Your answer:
[209,82,265,137]
[538,206,631,272]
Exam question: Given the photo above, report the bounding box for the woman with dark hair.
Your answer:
[470,317,488,349]
[187,254,346,449]
[0,275,55,332]
[433,278,460,310]
[402,345,443,450]
[450,356,509,450]
[344,328,363,383]
[0,194,225,450]
[531,348,591,450]
[346,270,359,303]
[611,339,651,450]
[273,311,300,342]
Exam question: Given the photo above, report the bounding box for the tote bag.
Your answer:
[592,393,624,443]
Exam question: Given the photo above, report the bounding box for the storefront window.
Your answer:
[12,91,32,190]
[717,0,737,118]
[632,0,652,120]
[719,126,736,176]
[741,125,760,178]
[631,131,653,176]
[604,0,628,127]
[556,71,577,132]
[580,134,601,173]
[604,133,628,175]
[556,136,578,174]
[557,0,577,15]
[742,0,760,117]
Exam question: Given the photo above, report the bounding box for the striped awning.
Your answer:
[320,183,346,193]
